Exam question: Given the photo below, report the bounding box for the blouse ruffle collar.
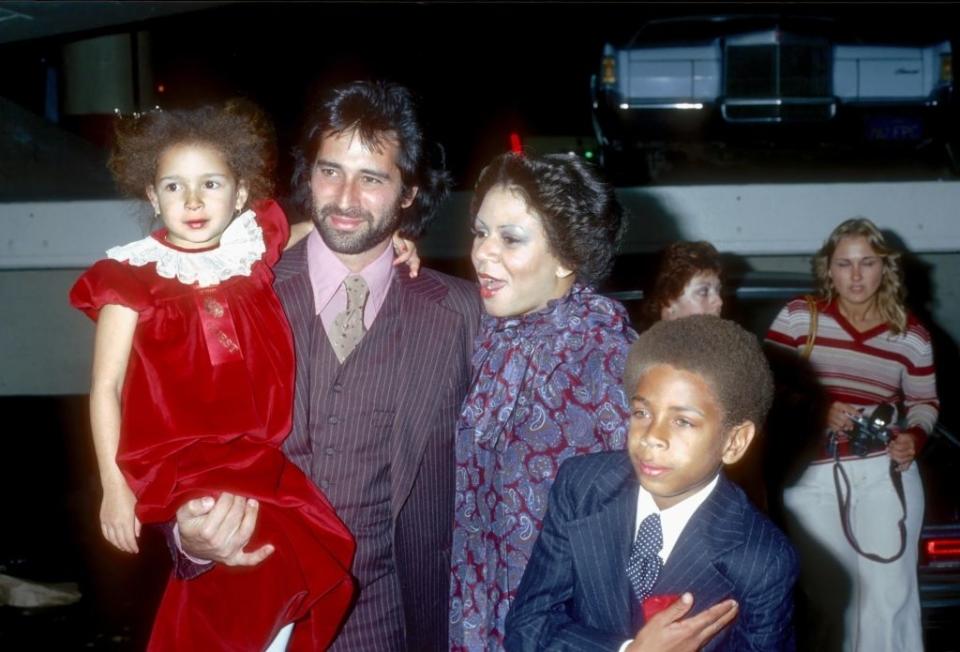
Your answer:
[106,210,265,288]
[481,283,619,338]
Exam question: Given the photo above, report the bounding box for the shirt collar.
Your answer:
[306,228,396,315]
[635,474,719,564]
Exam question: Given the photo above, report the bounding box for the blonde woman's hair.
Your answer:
[812,217,907,334]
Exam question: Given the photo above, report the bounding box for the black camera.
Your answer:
[847,403,896,457]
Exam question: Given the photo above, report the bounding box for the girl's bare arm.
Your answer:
[89,303,141,553]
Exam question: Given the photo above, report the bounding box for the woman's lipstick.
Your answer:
[478,274,506,299]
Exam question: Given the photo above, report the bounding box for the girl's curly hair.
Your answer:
[108,99,276,204]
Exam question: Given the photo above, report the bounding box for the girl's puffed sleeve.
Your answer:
[253,199,291,268]
[69,259,154,322]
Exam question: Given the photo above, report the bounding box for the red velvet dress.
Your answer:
[70,200,355,651]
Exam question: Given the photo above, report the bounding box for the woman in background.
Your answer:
[645,240,723,323]
[765,217,937,652]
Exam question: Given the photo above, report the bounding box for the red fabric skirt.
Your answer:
[141,444,356,651]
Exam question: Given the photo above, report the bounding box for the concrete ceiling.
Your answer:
[0,2,232,45]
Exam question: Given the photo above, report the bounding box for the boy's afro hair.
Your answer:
[624,315,774,429]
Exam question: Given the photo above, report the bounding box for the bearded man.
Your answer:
[175,81,479,651]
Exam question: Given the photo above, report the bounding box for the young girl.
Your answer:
[70,101,366,651]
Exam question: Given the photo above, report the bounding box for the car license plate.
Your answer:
[865,116,924,141]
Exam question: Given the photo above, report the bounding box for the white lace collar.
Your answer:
[106,209,265,288]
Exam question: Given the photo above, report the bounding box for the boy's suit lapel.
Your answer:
[566,458,637,635]
[653,475,743,614]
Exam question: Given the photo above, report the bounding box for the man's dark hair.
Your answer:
[290,80,451,239]
[624,315,774,429]
[470,152,625,286]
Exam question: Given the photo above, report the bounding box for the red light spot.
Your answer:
[926,538,960,557]
[509,133,523,154]
[157,84,166,93]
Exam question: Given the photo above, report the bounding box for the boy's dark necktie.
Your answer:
[626,512,663,605]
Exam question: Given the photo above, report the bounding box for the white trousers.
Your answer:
[783,454,924,652]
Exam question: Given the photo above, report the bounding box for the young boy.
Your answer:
[505,316,798,652]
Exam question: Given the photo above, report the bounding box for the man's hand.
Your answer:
[176,493,274,567]
[626,593,739,652]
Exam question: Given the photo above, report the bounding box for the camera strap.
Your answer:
[832,453,907,563]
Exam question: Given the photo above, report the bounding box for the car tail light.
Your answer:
[926,538,960,559]
[940,54,952,84]
[602,56,616,85]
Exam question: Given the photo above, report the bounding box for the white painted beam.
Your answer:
[2,181,959,270]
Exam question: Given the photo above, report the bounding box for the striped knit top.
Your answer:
[765,297,939,462]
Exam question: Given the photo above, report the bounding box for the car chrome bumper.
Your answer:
[721,97,837,123]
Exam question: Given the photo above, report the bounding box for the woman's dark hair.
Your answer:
[624,315,774,430]
[645,241,722,322]
[290,80,451,239]
[108,99,276,204]
[470,152,625,286]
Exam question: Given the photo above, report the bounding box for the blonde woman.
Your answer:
[765,217,938,652]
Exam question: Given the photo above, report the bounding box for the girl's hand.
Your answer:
[100,481,141,554]
[888,432,917,471]
[392,233,421,278]
[827,401,859,434]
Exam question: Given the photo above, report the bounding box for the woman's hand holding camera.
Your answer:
[827,401,859,435]
[888,432,916,472]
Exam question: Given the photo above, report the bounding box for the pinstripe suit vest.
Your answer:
[273,239,480,651]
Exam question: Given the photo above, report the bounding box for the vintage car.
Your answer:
[591,15,955,180]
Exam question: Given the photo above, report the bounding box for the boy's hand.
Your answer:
[392,233,420,278]
[176,493,273,567]
[626,592,738,652]
[100,481,141,554]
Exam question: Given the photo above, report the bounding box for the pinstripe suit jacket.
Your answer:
[273,239,480,650]
[505,452,798,652]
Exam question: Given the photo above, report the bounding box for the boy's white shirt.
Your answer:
[618,473,720,652]
[633,473,720,565]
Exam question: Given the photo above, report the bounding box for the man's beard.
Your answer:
[311,198,403,255]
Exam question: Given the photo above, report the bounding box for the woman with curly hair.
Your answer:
[449,152,637,651]
[765,217,938,652]
[646,241,723,323]
[69,101,357,651]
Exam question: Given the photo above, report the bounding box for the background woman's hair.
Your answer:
[813,217,907,334]
[645,241,722,323]
[108,99,277,205]
[470,152,625,286]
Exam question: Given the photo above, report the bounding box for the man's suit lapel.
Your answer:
[568,459,637,635]
[653,475,743,613]
[388,272,463,520]
[273,240,315,452]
